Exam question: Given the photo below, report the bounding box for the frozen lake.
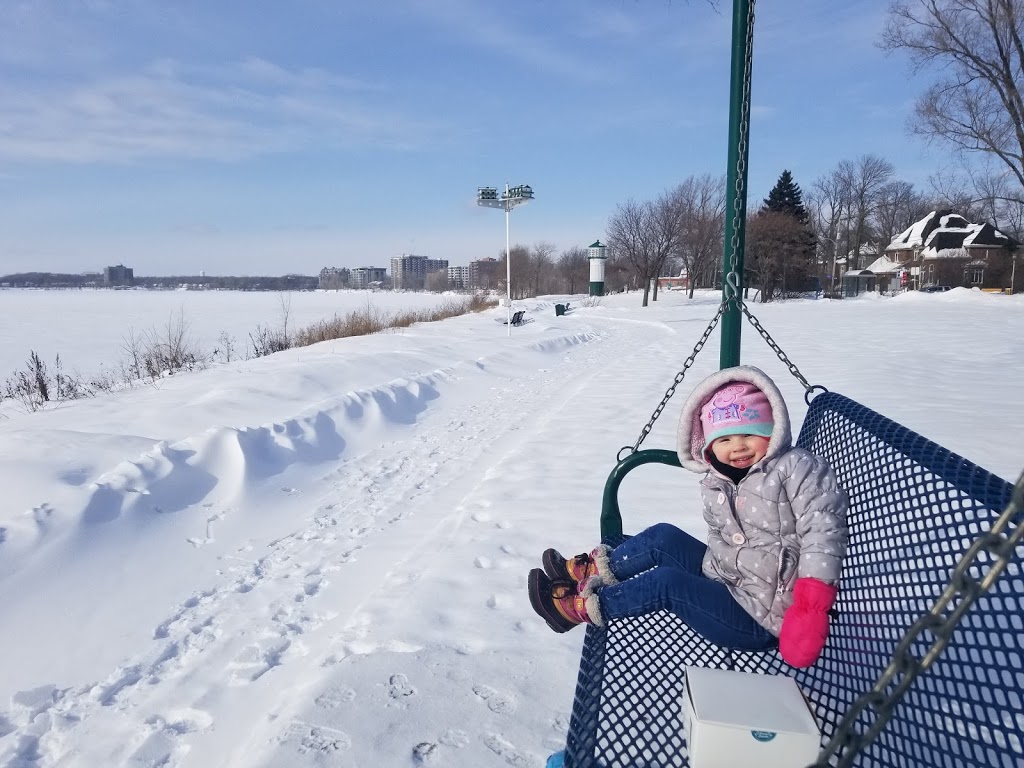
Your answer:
[0,289,466,380]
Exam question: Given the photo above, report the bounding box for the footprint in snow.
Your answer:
[387,673,416,702]
[94,665,144,706]
[144,708,214,735]
[413,742,438,764]
[128,728,183,767]
[439,728,470,748]
[297,575,323,601]
[280,721,351,755]
[472,684,517,715]
[413,727,470,764]
[314,686,356,709]
[228,638,291,684]
[483,733,531,767]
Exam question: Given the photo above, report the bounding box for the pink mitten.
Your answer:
[779,578,838,668]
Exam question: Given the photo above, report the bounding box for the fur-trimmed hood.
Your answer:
[676,366,792,472]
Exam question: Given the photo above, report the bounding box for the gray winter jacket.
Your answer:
[677,366,849,636]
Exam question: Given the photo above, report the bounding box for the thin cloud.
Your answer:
[0,59,446,164]
[232,57,381,93]
[571,9,645,42]
[407,0,611,84]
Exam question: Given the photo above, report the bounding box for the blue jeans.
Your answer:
[598,522,777,651]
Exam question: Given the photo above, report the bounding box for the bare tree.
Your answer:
[672,174,727,298]
[606,190,684,306]
[502,244,532,299]
[528,242,557,297]
[873,180,932,249]
[606,199,651,302]
[958,166,1024,237]
[838,155,895,267]
[808,171,851,294]
[883,0,1024,202]
[604,254,634,293]
[278,293,292,347]
[556,246,589,294]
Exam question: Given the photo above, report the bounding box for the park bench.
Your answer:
[503,310,526,326]
[556,390,1021,768]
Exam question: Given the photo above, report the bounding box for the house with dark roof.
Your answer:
[885,210,1018,291]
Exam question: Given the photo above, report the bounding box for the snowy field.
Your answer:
[0,288,1021,767]
[0,289,460,381]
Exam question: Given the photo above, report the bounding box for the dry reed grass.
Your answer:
[293,295,496,347]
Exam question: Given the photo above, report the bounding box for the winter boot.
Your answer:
[528,568,603,633]
[542,545,616,588]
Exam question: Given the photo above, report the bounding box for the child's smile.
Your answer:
[710,434,770,468]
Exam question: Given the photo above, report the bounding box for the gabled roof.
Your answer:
[864,255,902,274]
[886,210,1017,254]
[848,243,880,259]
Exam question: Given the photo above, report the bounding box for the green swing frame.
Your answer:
[550,2,1024,766]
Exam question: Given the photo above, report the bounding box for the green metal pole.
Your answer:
[720,0,753,369]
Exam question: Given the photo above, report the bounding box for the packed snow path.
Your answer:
[0,304,709,767]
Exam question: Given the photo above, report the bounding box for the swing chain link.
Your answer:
[738,301,815,394]
[621,295,821,459]
[622,0,762,459]
[724,0,756,300]
[810,471,1024,768]
[622,302,726,457]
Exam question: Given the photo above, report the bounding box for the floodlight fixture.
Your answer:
[476,182,534,334]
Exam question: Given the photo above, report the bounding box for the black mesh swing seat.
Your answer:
[560,391,1023,768]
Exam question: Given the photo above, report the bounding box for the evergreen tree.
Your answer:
[763,170,808,222]
[750,170,818,299]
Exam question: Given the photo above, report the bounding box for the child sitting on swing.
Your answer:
[528,365,849,668]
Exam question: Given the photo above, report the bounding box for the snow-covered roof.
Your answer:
[848,243,879,258]
[887,210,1017,253]
[864,256,902,274]
[926,247,969,260]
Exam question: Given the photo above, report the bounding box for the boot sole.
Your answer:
[528,568,576,633]
[541,548,569,582]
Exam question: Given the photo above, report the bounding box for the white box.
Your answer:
[682,666,821,768]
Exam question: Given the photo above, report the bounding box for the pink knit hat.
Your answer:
[700,381,774,448]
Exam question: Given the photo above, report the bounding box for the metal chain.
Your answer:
[810,470,1024,768]
[621,0,758,457]
[620,302,726,458]
[738,299,816,395]
[724,0,757,299]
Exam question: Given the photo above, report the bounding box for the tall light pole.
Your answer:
[477,183,534,334]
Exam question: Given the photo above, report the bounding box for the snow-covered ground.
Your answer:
[0,288,1021,767]
[0,289,463,382]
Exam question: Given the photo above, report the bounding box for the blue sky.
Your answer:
[0,0,935,276]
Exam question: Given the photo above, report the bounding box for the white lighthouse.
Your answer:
[588,240,607,296]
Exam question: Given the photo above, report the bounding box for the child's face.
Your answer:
[709,434,770,468]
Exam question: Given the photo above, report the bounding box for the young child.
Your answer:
[528,365,849,668]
